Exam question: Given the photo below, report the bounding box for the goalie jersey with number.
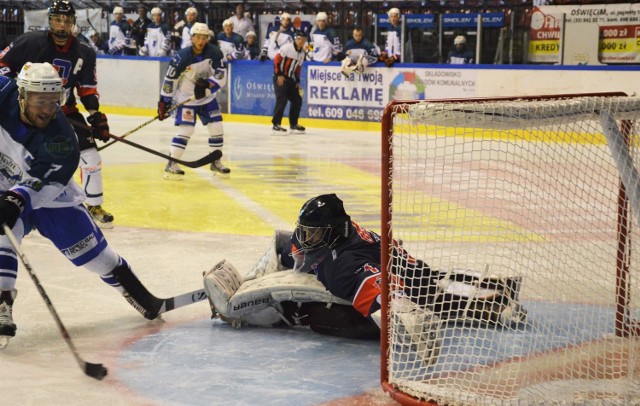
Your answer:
[160,44,226,107]
[344,37,380,67]
[0,30,100,115]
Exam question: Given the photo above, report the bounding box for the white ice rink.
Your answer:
[0,115,396,406]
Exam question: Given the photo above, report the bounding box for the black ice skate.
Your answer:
[290,124,306,134]
[272,124,288,136]
[0,289,17,349]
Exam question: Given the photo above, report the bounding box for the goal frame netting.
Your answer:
[380,92,640,405]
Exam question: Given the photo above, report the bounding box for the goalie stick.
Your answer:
[155,288,208,316]
[97,96,196,151]
[2,225,108,380]
[68,119,222,168]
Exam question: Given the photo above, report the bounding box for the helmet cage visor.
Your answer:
[295,222,333,252]
[49,14,76,40]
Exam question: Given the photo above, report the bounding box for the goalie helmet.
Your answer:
[48,0,76,42]
[295,194,351,252]
[190,22,211,38]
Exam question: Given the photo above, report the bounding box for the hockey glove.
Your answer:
[157,97,172,121]
[385,55,397,67]
[87,111,110,142]
[259,52,269,62]
[194,78,210,100]
[0,191,26,233]
[108,46,119,55]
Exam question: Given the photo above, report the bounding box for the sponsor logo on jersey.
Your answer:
[61,233,98,260]
[0,152,21,185]
[44,135,74,158]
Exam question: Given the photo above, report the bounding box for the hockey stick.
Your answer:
[68,119,222,168]
[97,96,196,151]
[157,288,208,315]
[2,224,108,381]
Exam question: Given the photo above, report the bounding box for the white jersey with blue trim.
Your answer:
[216,32,249,61]
[263,25,295,60]
[310,27,342,62]
[144,22,172,56]
[160,44,226,106]
[0,76,84,209]
[180,22,195,49]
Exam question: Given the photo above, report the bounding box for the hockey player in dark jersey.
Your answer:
[0,0,115,229]
[204,194,527,365]
[342,27,380,77]
[158,22,229,178]
[0,62,175,348]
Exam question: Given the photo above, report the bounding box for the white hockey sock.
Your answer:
[207,122,223,150]
[80,148,104,206]
[170,125,195,159]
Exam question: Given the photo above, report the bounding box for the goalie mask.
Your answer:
[295,194,351,253]
[48,0,76,43]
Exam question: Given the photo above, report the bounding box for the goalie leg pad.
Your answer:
[391,296,442,367]
[203,260,243,318]
[243,230,292,281]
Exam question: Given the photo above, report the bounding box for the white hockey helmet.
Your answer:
[316,12,328,21]
[388,8,400,16]
[222,19,233,28]
[151,7,162,16]
[113,6,124,15]
[17,62,65,113]
[185,7,198,17]
[281,12,291,21]
[454,35,467,45]
[190,22,211,37]
[246,31,257,38]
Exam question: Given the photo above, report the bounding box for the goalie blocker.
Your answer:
[203,231,526,339]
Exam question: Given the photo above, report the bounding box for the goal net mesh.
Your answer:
[382,95,640,405]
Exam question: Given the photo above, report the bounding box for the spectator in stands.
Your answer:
[139,7,171,57]
[174,7,198,50]
[341,27,380,77]
[131,6,151,55]
[108,6,132,55]
[217,19,249,61]
[245,31,260,60]
[379,7,412,66]
[447,35,474,64]
[271,30,307,135]
[310,12,343,64]
[229,3,255,40]
[260,12,295,61]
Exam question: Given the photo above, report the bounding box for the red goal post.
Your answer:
[380,93,640,405]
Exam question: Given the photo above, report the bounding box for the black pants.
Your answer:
[272,76,302,127]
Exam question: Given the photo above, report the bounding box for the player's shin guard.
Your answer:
[109,261,162,320]
[80,148,104,206]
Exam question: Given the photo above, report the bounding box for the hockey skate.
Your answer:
[87,205,114,229]
[164,161,185,180]
[210,159,231,177]
[290,124,306,134]
[272,124,288,136]
[0,290,17,350]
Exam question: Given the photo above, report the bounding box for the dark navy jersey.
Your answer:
[0,30,100,115]
[0,76,82,210]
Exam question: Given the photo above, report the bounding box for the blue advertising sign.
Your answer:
[377,14,436,29]
[442,12,505,28]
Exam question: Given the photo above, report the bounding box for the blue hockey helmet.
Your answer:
[295,194,351,252]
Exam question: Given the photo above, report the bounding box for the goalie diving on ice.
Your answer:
[203,194,527,366]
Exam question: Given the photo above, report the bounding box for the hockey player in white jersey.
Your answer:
[139,7,172,57]
[158,22,229,178]
[341,27,380,77]
[310,12,342,64]
[108,6,132,55]
[175,7,198,50]
[259,13,295,61]
[216,19,249,61]
[0,63,173,348]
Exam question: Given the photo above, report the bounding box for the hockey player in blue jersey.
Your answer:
[341,27,381,77]
[216,19,249,61]
[108,6,133,55]
[0,0,115,228]
[447,35,475,65]
[0,62,173,348]
[259,13,295,61]
[158,22,229,178]
[309,12,343,64]
[139,7,172,57]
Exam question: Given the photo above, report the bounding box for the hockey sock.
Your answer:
[170,125,195,159]
[80,148,104,206]
[207,122,223,151]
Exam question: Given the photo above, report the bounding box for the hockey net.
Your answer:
[380,94,640,405]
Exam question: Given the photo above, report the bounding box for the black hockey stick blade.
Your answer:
[84,362,108,380]
[158,288,208,315]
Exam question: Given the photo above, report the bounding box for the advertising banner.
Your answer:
[24,8,105,35]
[528,4,640,64]
[441,12,505,29]
[229,61,478,122]
[376,14,436,29]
